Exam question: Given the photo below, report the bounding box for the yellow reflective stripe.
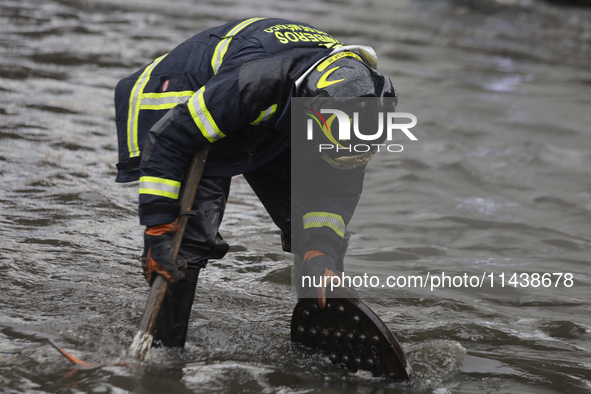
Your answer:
[188,87,225,143]
[139,91,194,110]
[211,17,266,74]
[317,51,363,72]
[127,54,168,158]
[250,104,277,125]
[303,212,345,238]
[139,176,181,199]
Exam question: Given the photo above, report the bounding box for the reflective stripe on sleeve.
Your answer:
[250,104,277,125]
[302,212,346,238]
[139,91,194,110]
[139,176,181,200]
[211,17,266,74]
[127,54,168,159]
[188,87,225,143]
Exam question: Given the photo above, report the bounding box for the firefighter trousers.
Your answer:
[153,151,292,347]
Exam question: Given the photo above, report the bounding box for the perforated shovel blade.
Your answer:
[291,289,413,381]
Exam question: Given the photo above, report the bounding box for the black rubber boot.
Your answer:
[152,265,200,348]
[151,176,231,349]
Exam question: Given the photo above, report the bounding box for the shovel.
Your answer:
[128,147,210,361]
[49,148,210,367]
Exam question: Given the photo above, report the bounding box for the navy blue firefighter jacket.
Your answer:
[114,17,373,260]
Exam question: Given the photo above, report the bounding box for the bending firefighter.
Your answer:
[114,18,397,347]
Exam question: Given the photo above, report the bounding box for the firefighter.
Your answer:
[115,17,397,348]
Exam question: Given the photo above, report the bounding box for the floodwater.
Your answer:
[1,0,591,392]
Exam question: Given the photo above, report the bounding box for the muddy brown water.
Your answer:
[1,0,591,392]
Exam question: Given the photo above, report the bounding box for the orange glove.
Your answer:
[140,220,187,285]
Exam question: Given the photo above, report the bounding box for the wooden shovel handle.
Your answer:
[128,147,210,360]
